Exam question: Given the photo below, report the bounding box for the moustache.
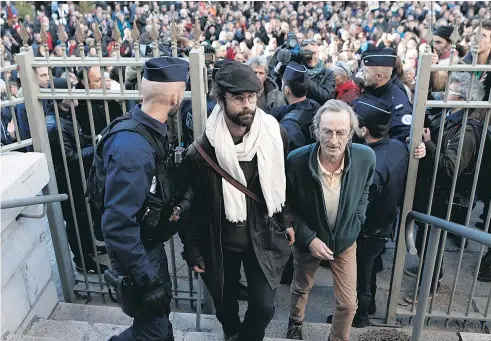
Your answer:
[236,109,256,116]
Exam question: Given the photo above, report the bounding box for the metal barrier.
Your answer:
[4,19,210,319]
[406,211,491,341]
[387,23,491,327]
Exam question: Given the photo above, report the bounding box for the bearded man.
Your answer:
[177,61,294,341]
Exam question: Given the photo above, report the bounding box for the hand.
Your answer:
[286,227,295,246]
[7,120,16,139]
[168,206,181,222]
[193,265,205,273]
[422,127,431,142]
[414,142,426,159]
[308,237,334,261]
[431,52,439,65]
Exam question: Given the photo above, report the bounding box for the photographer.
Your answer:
[301,39,336,105]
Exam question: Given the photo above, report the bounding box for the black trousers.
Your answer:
[355,236,386,322]
[213,247,276,341]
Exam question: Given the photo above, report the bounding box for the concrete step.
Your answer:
[459,332,491,340]
[3,335,61,341]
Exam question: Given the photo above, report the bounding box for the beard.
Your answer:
[321,141,344,163]
[224,103,256,127]
[168,102,181,117]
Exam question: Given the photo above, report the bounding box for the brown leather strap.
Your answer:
[193,140,264,205]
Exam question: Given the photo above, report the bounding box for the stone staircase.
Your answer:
[4,302,488,341]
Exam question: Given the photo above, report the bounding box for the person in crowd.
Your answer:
[352,94,426,327]
[46,78,105,273]
[433,25,455,65]
[75,66,124,135]
[357,48,413,142]
[408,72,487,302]
[89,57,188,341]
[248,56,285,113]
[301,39,336,105]
[331,61,360,105]
[286,99,375,341]
[178,61,294,341]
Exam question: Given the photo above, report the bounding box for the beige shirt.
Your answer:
[317,150,344,228]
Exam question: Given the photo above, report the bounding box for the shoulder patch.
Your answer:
[401,114,412,125]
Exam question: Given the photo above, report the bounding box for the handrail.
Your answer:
[406,211,491,341]
[1,194,68,209]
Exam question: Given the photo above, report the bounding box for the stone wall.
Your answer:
[1,152,59,337]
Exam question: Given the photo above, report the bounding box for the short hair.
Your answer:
[285,81,309,98]
[450,72,485,101]
[358,116,390,139]
[247,56,268,71]
[482,20,491,31]
[312,100,359,140]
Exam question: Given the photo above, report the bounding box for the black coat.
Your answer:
[307,68,336,105]
[177,130,292,301]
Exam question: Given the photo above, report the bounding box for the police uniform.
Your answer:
[359,48,413,142]
[275,62,321,151]
[352,95,409,327]
[97,57,188,341]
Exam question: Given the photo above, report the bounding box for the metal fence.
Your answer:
[387,24,491,328]
[1,19,210,316]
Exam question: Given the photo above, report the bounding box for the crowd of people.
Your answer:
[1,2,491,341]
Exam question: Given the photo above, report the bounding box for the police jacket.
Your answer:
[286,142,375,256]
[363,81,413,142]
[99,106,172,286]
[306,67,336,105]
[277,98,320,151]
[424,109,482,205]
[177,130,293,301]
[364,137,409,238]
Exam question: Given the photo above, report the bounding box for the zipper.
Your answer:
[142,207,150,221]
[314,177,334,251]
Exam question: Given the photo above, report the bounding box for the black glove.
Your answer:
[137,277,172,318]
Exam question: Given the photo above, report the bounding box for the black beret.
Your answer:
[212,58,233,81]
[362,48,397,67]
[143,57,189,83]
[354,94,392,126]
[433,25,454,42]
[215,61,261,93]
[283,62,309,85]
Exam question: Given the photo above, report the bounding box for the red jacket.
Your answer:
[335,80,360,105]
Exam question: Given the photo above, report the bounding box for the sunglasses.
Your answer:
[301,39,319,47]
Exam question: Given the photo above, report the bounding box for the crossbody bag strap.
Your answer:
[193,140,264,205]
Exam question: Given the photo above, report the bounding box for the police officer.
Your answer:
[358,48,413,142]
[273,62,321,151]
[89,57,188,341]
[352,94,426,327]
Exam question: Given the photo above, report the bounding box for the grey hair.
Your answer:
[450,72,485,101]
[247,56,269,70]
[312,100,359,140]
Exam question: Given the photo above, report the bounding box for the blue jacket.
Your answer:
[361,81,413,142]
[364,137,409,237]
[287,142,375,256]
[101,106,169,285]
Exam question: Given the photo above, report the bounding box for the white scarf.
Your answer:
[205,104,286,223]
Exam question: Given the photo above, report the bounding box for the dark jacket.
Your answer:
[307,68,336,105]
[362,81,413,142]
[278,98,321,151]
[364,137,408,238]
[258,77,286,113]
[178,129,293,301]
[75,94,124,136]
[286,142,375,256]
[424,109,481,205]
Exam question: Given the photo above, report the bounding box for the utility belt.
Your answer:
[103,269,171,319]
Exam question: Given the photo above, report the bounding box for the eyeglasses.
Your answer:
[447,89,462,98]
[319,129,351,140]
[225,93,258,105]
[301,39,319,47]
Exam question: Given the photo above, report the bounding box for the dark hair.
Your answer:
[358,117,390,139]
[482,20,491,31]
[286,80,309,98]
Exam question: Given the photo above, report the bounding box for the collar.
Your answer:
[132,105,168,137]
[336,80,358,93]
[317,148,344,175]
[446,109,465,124]
[365,81,392,97]
[290,98,319,110]
[439,49,452,60]
[367,136,390,149]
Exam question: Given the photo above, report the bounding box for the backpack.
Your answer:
[279,109,316,146]
[86,115,178,243]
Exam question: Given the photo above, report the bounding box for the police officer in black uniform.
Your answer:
[271,62,321,151]
[358,48,413,142]
[86,57,189,341]
[352,94,410,328]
